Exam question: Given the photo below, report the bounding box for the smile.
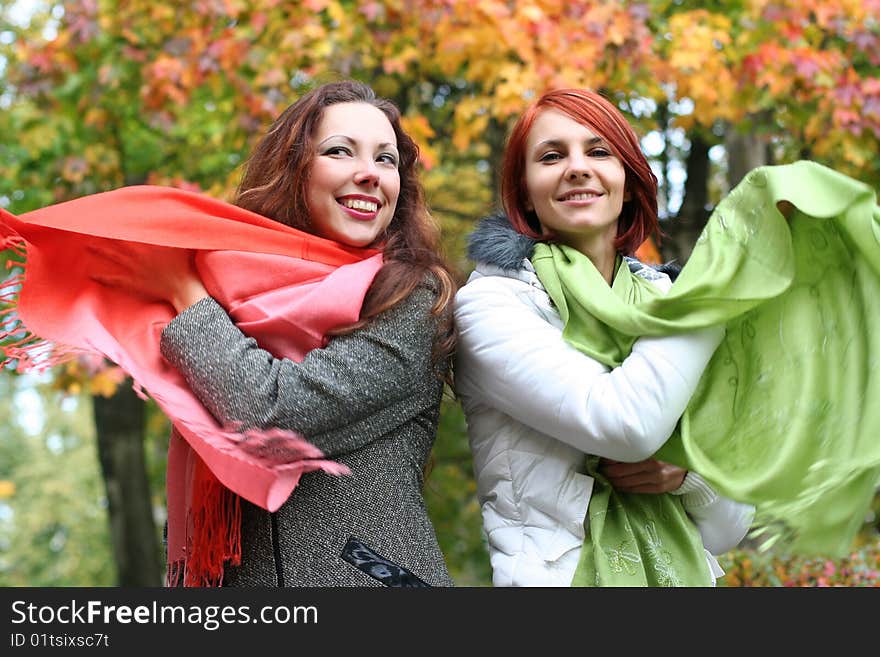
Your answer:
[559,191,601,202]
[338,198,379,213]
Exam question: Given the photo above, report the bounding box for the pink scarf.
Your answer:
[0,186,384,585]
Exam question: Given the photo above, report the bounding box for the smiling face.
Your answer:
[524,108,628,258]
[306,102,401,248]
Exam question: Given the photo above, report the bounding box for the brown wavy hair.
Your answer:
[501,88,660,256]
[234,80,457,372]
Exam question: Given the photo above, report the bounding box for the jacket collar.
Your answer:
[465,211,681,283]
[466,212,536,272]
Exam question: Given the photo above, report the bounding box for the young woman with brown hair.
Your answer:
[88,80,458,586]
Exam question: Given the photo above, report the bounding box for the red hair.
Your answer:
[500,88,659,256]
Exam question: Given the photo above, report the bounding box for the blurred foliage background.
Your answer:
[1,0,878,586]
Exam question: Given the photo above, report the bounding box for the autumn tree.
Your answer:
[405,0,880,259]
[2,0,878,585]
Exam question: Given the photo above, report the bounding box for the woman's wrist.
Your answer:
[172,279,210,314]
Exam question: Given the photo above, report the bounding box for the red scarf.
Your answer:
[0,186,383,585]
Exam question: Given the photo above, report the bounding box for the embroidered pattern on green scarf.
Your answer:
[532,161,880,572]
[570,455,713,586]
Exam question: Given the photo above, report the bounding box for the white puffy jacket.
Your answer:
[453,215,754,587]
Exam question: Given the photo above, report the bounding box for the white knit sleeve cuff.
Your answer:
[670,471,719,507]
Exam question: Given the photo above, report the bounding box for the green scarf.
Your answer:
[535,252,713,586]
[532,161,880,584]
[571,454,714,586]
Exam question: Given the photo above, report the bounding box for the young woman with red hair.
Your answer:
[454,88,754,587]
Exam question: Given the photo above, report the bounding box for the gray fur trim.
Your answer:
[466,211,680,281]
[466,212,536,270]
[625,256,681,282]
[650,260,682,281]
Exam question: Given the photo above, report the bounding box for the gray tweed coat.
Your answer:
[159,283,454,587]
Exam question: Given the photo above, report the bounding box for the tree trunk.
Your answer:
[487,116,509,206]
[663,132,711,264]
[93,380,162,586]
[726,129,767,189]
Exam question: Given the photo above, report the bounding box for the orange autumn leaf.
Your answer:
[635,236,662,266]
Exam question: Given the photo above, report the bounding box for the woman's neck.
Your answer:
[587,248,618,285]
[567,237,617,285]
[556,224,619,285]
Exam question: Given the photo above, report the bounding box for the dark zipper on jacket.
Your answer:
[270,512,285,587]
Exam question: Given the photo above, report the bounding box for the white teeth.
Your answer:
[341,199,378,212]
[563,192,599,201]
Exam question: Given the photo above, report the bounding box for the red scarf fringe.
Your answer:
[2,236,82,372]
[166,454,242,587]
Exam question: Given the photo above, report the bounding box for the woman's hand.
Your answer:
[599,457,687,494]
[87,240,210,313]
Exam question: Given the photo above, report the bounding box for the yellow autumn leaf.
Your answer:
[401,114,436,141]
[606,15,629,47]
[669,49,706,72]
[149,4,176,22]
[83,108,107,129]
[309,40,334,60]
[418,143,439,171]
[401,114,438,170]
[452,112,489,152]
[22,123,59,154]
[297,23,328,43]
[672,112,696,132]
[518,4,544,23]
[327,1,347,25]
[88,366,126,398]
[0,480,15,499]
[837,134,870,168]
